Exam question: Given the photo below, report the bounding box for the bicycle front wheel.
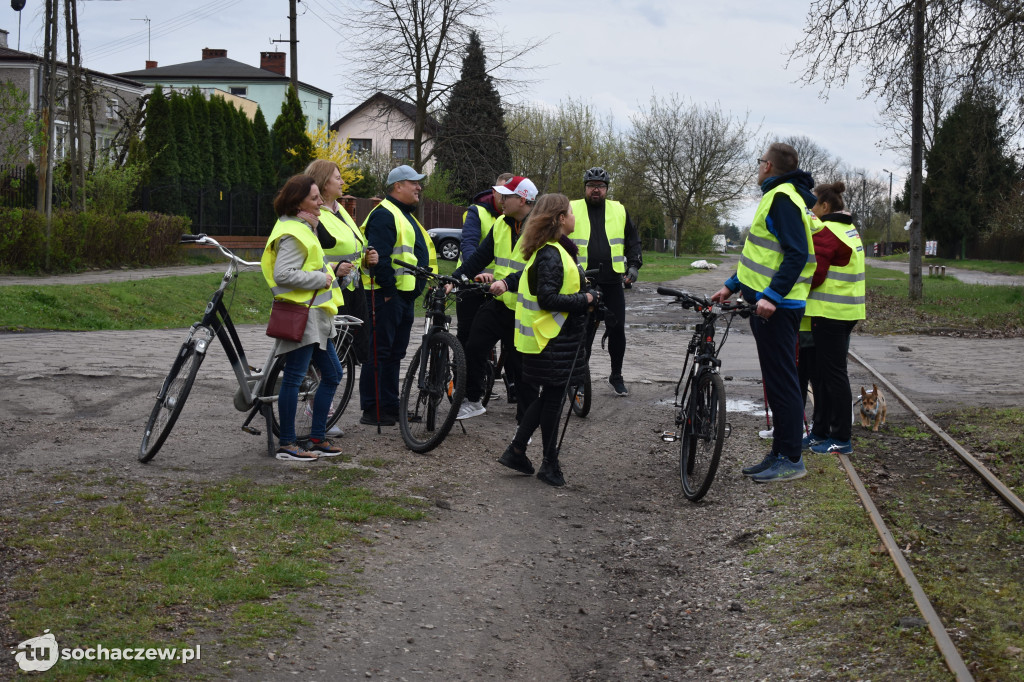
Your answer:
[679,371,726,501]
[264,351,351,441]
[139,326,211,463]
[569,364,592,418]
[400,333,466,453]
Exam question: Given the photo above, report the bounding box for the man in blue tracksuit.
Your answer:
[712,142,818,483]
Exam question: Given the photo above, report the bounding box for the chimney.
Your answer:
[0,30,8,49]
[260,51,286,76]
[202,48,227,60]
[145,60,158,69]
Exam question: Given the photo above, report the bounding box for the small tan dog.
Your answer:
[859,384,887,431]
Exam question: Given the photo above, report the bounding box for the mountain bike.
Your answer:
[140,234,359,462]
[656,287,752,501]
[393,258,483,453]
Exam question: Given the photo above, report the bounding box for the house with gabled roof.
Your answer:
[331,91,439,172]
[117,48,331,132]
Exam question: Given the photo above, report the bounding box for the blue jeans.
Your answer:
[750,308,803,461]
[278,342,342,445]
[359,292,414,416]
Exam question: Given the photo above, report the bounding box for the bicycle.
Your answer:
[139,234,360,462]
[565,269,610,418]
[392,258,483,453]
[656,287,752,501]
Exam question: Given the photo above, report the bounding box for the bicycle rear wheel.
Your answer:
[264,350,352,441]
[400,333,466,453]
[679,371,726,501]
[139,326,211,463]
[569,364,592,418]
[481,348,496,407]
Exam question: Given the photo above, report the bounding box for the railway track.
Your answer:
[839,350,1024,681]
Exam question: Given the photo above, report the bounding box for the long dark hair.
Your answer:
[519,193,571,260]
[273,174,316,217]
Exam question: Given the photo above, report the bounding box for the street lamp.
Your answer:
[882,168,894,254]
[557,137,571,193]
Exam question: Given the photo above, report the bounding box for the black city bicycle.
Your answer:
[140,234,359,462]
[656,287,752,501]
[392,259,484,453]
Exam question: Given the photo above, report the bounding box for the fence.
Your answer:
[0,164,37,208]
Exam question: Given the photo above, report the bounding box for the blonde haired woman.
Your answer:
[490,193,595,486]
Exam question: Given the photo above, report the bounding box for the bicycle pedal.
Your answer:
[241,425,262,436]
[660,430,678,442]
[724,422,732,438]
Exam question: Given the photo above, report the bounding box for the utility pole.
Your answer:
[882,168,894,254]
[270,0,299,91]
[40,0,59,269]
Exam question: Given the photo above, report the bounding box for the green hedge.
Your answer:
[0,208,190,272]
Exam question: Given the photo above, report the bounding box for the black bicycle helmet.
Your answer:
[583,167,611,185]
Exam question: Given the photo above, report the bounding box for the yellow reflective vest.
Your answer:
[319,204,367,302]
[514,241,581,354]
[457,204,498,277]
[569,198,627,272]
[261,217,339,315]
[737,184,818,302]
[805,219,866,320]
[492,215,527,310]
[359,198,437,291]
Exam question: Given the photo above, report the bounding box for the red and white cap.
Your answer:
[493,176,538,202]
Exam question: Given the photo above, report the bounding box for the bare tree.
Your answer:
[791,0,1024,300]
[340,0,543,172]
[626,95,756,257]
[781,135,843,183]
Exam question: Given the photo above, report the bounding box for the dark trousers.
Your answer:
[511,382,564,463]
[359,292,414,416]
[339,282,369,365]
[456,287,487,396]
[586,278,626,376]
[798,331,815,412]
[751,308,803,461]
[463,300,536,419]
[810,317,857,443]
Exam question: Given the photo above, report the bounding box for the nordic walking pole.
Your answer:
[555,306,594,453]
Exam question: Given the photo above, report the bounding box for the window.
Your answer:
[350,138,372,154]
[318,98,323,110]
[229,86,247,96]
[317,119,323,128]
[105,99,119,119]
[391,139,413,161]
[54,123,68,160]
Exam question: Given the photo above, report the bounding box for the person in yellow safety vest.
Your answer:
[495,193,596,487]
[712,142,818,484]
[451,176,540,423]
[357,165,437,427]
[802,181,865,458]
[569,167,643,397]
[260,174,345,462]
[455,172,513,377]
[304,160,379,378]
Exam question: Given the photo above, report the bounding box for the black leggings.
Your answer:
[511,382,565,462]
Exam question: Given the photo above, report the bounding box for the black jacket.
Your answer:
[519,244,592,387]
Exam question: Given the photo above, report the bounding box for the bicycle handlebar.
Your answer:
[179,233,261,268]
[392,258,474,289]
[656,287,752,317]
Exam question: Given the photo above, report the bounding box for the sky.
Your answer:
[1,0,907,223]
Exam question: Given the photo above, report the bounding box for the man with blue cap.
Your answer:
[358,164,437,426]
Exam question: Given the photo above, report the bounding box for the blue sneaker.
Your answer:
[750,456,807,483]
[802,433,829,450]
[811,439,852,455]
[742,452,780,477]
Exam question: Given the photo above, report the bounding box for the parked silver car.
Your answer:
[427,227,462,261]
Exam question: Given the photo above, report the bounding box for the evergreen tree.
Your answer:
[143,84,181,214]
[187,88,212,187]
[237,107,259,191]
[169,92,198,188]
[434,31,512,203]
[253,108,275,191]
[270,84,314,184]
[923,90,1020,258]
[207,96,231,188]
[221,100,242,187]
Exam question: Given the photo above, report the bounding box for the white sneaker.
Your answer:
[456,399,486,420]
[758,427,774,439]
[326,424,344,438]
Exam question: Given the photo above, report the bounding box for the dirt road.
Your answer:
[2,258,1023,680]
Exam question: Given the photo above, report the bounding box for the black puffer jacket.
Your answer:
[518,244,592,388]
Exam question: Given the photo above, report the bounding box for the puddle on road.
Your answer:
[654,397,763,414]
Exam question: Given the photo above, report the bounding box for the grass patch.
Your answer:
[748,451,949,679]
[938,407,1024,499]
[640,250,725,284]
[2,469,427,680]
[880,254,1024,277]
[862,265,1024,336]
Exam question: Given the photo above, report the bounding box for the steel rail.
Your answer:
[837,454,973,681]
[849,350,1024,519]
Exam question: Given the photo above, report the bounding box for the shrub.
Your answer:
[0,208,190,272]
